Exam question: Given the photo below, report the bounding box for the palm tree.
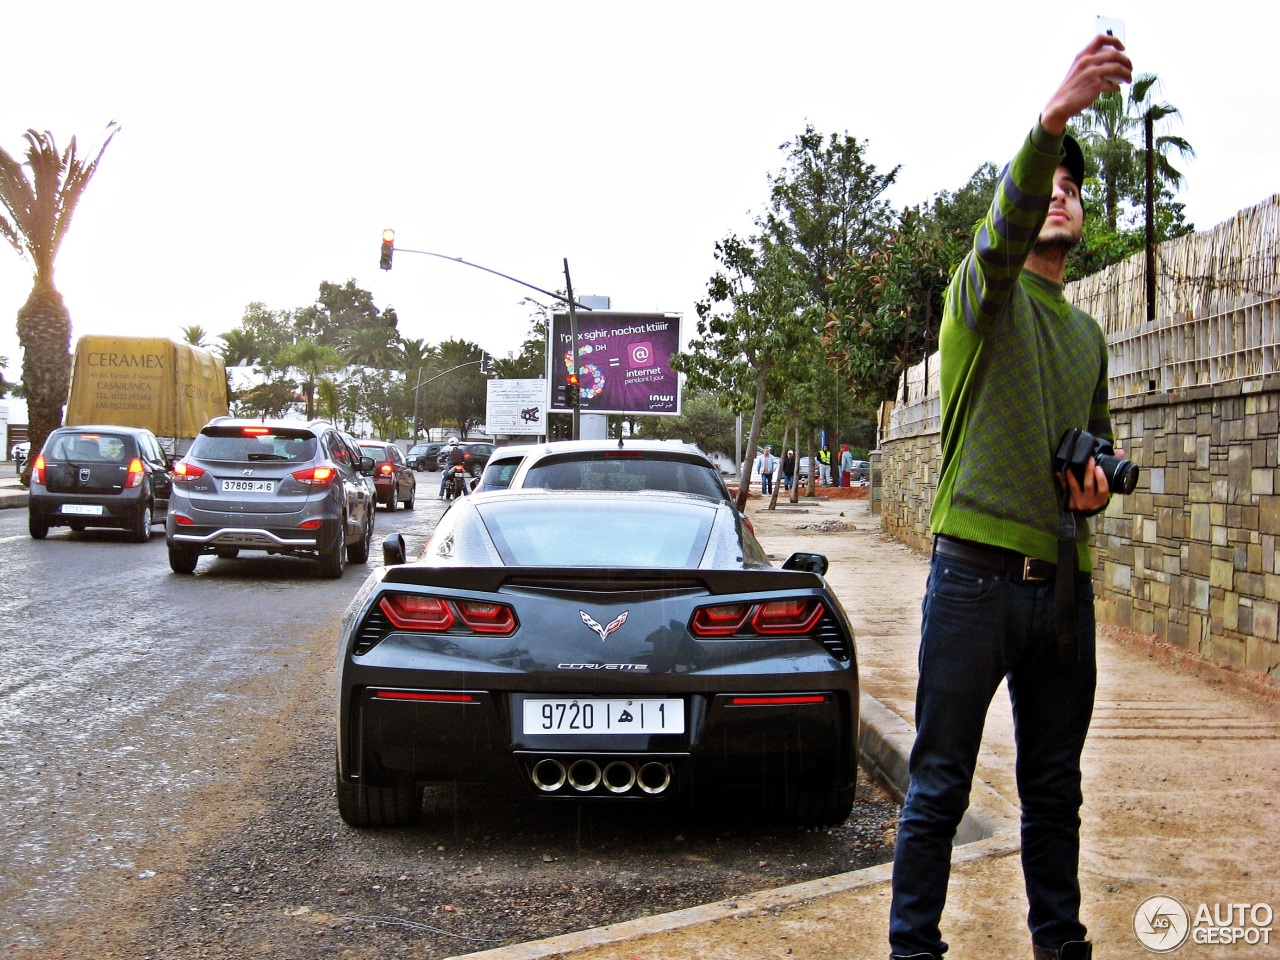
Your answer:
[1075,74,1194,232]
[179,324,211,349]
[0,123,119,476]
[278,338,346,419]
[219,328,263,367]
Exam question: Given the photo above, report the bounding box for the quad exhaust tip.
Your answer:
[529,758,671,796]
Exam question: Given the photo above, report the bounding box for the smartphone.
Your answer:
[1094,15,1125,45]
[1094,16,1127,84]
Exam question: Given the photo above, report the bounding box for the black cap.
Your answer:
[1062,133,1085,188]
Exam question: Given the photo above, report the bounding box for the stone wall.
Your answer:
[879,376,1280,681]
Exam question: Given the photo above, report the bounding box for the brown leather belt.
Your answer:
[933,534,1055,583]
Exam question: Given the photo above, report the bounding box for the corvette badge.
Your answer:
[580,610,628,642]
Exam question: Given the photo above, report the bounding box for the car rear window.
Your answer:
[522,453,726,499]
[475,498,715,568]
[358,444,390,460]
[191,428,318,462]
[478,457,523,492]
[47,432,134,462]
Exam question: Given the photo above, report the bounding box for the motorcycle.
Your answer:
[442,463,469,501]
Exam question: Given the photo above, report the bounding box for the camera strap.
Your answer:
[1055,484,1080,664]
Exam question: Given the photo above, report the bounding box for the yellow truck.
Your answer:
[64,336,229,454]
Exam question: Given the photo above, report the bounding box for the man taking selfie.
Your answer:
[888,33,1133,960]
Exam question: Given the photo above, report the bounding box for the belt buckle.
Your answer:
[1021,556,1048,582]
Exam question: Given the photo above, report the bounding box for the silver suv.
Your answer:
[165,418,377,577]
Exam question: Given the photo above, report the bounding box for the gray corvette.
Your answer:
[336,489,859,827]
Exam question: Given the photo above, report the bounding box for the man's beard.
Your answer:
[1032,232,1081,256]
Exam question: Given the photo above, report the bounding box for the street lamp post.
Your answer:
[410,358,490,440]
[378,236,594,439]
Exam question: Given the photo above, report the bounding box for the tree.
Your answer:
[179,324,211,349]
[674,235,810,511]
[0,123,118,478]
[278,338,346,419]
[219,327,264,367]
[641,388,738,456]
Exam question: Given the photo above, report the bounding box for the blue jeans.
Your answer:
[889,550,1097,957]
[760,471,772,494]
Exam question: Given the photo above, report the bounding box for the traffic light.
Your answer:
[379,228,394,270]
[565,372,580,407]
[479,351,491,374]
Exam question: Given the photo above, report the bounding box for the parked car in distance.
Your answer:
[505,440,736,503]
[436,441,494,478]
[165,418,377,578]
[473,445,531,493]
[406,441,444,472]
[338,489,858,828]
[28,425,173,542]
[357,440,417,511]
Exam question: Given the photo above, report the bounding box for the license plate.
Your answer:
[523,698,684,735]
[61,504,104,516]
[221,479,275,493]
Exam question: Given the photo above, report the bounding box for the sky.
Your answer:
[2,1,1276,387]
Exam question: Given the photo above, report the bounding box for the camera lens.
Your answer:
[1098,454,1139,495]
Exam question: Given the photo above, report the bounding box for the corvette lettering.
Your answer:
[557,663,648,672]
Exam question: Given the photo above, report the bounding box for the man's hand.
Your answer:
[1058,447,1124,513]
[1042,35,1133,135]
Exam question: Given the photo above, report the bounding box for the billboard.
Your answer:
[485,378,546,436]
[548,312,682,415]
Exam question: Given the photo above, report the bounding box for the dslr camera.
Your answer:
[1054,428,1138,495]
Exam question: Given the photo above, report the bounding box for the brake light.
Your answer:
[751,598,824,634]
[455,600,518,634]
[374,690,476,703]
[376,594,518,636]
[728,694,828,706]
[292,465,335,485]
[380,595,456,630]
[32,453,46,485]
[379,463,394,476]
[242,426,271,436]
[689,603,751,636]
[125,457,146,488]
[173,460,205,482]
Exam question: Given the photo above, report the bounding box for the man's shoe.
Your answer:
[1033,941,1091,960]
[890,953,943,960]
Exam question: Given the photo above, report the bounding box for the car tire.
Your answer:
[346,512,373,564]
[168,543,199,574]
[28,512,49,540]
[386,486,398,512]
[469,462,482,478]
[130,499,153,543]
[319,519,347,578]
[336,761,421,827]
[68,520,88,532]
[215,547,240,559]
[402,481,415,510]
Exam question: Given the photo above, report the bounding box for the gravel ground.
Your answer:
[108,693,899,960]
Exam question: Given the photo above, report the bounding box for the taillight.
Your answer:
[242,426,270,436]
[380,595,456,630]
[689,598,824,637]
[455,600,518,634]
[125,457,146,488]
[32,454,46,485]
[292,465,335,485]
[689,603,751,637]
[376,594,518,636]
[379,463,394,476]
[173,460,205,482]
[751,598,824,634]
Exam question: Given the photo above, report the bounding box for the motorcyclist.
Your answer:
[438,437,466,498]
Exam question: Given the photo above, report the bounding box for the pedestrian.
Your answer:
[781,450,795,491]
[818,444,833,486]
[838,445,853,488]
[887,34,1132,960]
[755,445,775,495]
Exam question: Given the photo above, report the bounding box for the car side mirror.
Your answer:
[382,533,407,567]
[782,552,828,576]
[359,456,376,475]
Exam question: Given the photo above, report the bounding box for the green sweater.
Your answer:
[930,123,1112,571]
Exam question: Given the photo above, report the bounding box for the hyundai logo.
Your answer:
[242,468,254,476]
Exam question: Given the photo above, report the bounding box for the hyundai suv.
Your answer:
[28,425,172,542]
[165,418,377,577]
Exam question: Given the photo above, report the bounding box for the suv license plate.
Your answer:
[523,699,684,735]
[61,504,104,516]
[221,479,275,493]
